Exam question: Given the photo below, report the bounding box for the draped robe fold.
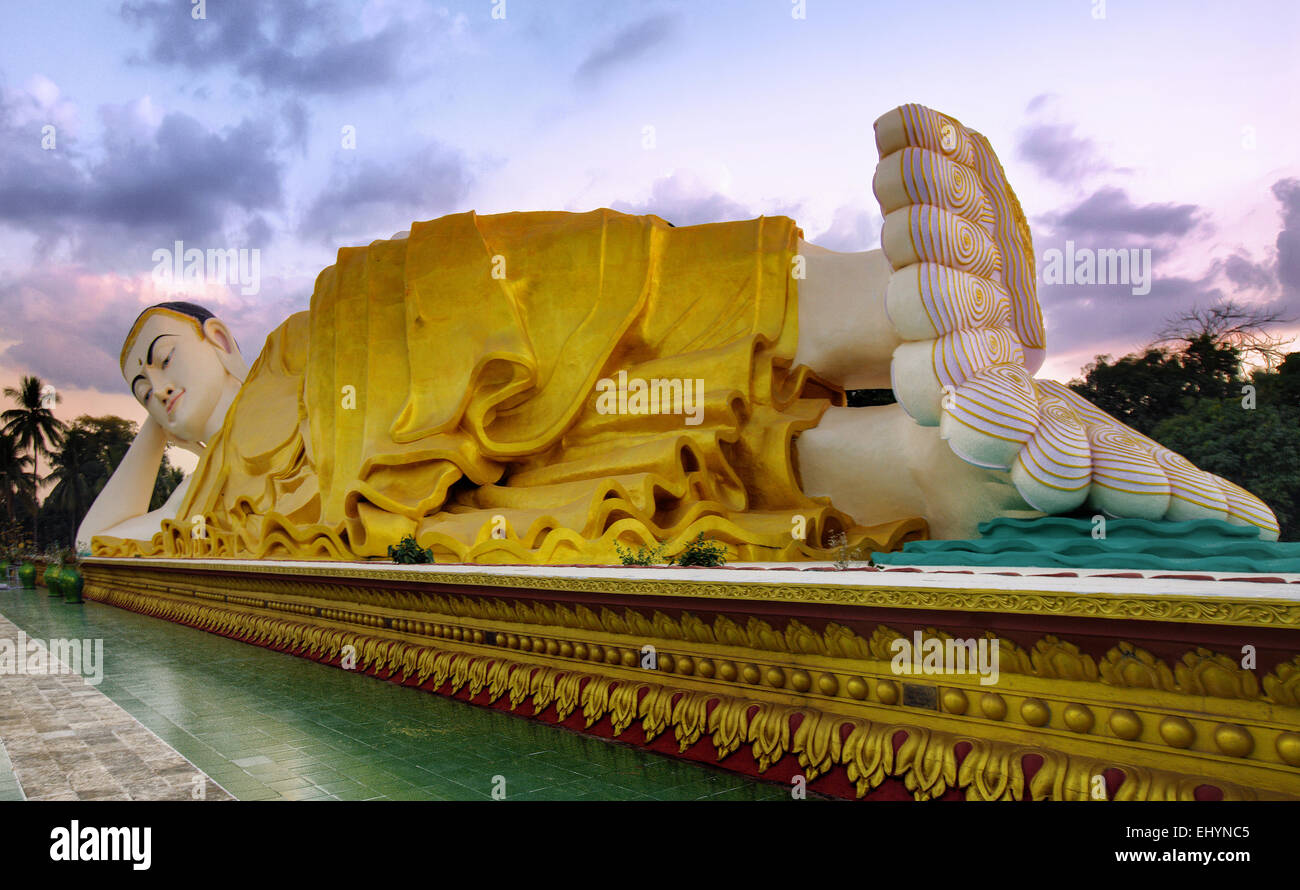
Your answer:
[93,209,924,562]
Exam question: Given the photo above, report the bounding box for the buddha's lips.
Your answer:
[166,390,184,417]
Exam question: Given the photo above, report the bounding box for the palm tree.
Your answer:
[44,426,101,546]
[2,376,66,547]
[0,431,34,524]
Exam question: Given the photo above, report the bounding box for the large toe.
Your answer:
[1085,424,1171,520]
[1213,475,1280,540]
[1009,384,1091,513]
[873,147,995,230]
[939,363,1039,469]
[891,327,1026,426]
[881,206,1002,278]
[886,263,1013,341]
[1149,446,1231,523]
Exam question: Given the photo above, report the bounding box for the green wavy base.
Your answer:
[872,517,1300,574]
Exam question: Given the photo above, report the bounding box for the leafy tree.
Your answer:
[0,431,34,525]
[1070,304,1300,540]
[1069,337,1241,437]
[1153,391,1300,540]
[44,425,102,546]
[1,376,65,547]
[35,415,187,547]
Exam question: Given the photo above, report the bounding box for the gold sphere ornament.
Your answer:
[675,655,694,675]
[718,661,738,682]
[941,688,968,715]
[980,693,1006,721]
[790,670,812,693]
[1213,724,1254,758]
[659,653,676,673]
[1063,704,1094,734]
[1108,709,1142,740]
[559,641,574,658]
[817,673,839,696]
[1276,732,1300,767]
[741,663,761,685]
[875,680,898,705]
[588,644,604,662]
[696,659,716,679]
[506,634,519,649]
[473,630,485,644]
[765,667,786,688]
[1159,716,1196,749]
[620,648,636,667]
[1020,699,1050,727]
[573,642,588,660]
[544,638,558,655]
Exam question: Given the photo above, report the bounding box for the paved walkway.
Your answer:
[0,613,232,801]
[0,585,800,801]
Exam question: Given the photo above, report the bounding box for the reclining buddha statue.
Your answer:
[79,104,1280,563]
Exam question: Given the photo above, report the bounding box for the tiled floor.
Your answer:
[0,612,233,801]
[0,586,804,801]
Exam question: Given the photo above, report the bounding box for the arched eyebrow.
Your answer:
[146,333,175,365]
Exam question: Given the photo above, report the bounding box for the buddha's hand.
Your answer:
[871,103,1279,540]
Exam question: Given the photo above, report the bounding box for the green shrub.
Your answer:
[614,540,667,566]
[388,535,435,564]
[671,532,728,567]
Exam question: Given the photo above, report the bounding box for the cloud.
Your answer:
[810,205,880,253]
[1015,94,1123,185]
[121,0,427,94]
[575,13,678,84]
[1042,186,1203,241]
[299,145,475,245]
[1273,178,1300,297]
[1034,179,1300,363]
[0,264,312,394]
[610,171,759,227]
[0,85,285,253]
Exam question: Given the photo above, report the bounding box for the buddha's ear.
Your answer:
[202,317,249,383]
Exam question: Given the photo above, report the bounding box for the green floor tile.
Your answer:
[0,590,797,802]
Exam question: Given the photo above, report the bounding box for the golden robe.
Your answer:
[94,209,923,562]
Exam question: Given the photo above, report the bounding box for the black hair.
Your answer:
[129,300,216,330]
[129,300,240,350]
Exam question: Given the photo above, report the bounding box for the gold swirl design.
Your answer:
[907,206,1001,278]
[915,263,1012,335]
[898,148,994,229]
[1086,424,1171,496]
[899,103,975,167]
[897,103,1043,352]
[946,364,1039,444]
[1015,385,1091,493]
[1150,445,1230,514]
[932,327,1025,388]
[1215,476,1280,536]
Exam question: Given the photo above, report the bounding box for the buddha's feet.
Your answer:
[871,103,1279,540]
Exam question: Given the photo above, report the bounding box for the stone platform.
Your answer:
[80,558,1300,800]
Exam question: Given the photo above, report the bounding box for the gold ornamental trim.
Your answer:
[80,572,1300,801]
[82,557,1300,630]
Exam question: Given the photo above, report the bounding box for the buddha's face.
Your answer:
[122,312,240,444]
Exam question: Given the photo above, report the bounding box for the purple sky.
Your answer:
[1,0,1298,472]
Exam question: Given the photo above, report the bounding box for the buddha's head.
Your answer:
[119,302,249,445]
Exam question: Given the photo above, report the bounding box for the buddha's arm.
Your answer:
[77,417,174,550]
